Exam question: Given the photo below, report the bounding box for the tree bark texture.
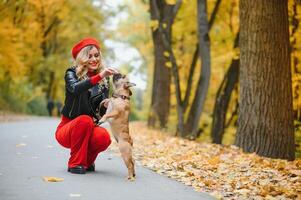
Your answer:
[236,0,295,160]
[148,0,171,128]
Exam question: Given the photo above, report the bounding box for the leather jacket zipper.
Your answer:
[69,99,76,118]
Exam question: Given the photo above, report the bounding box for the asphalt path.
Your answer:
[0,118,216,200]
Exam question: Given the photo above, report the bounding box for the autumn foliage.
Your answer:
[109,122,301,199]
[1,0,301,198]
[0,0,105,113]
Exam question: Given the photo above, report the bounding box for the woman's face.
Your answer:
[87,46,101,71]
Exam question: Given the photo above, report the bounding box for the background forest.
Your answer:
[0,0,300,159]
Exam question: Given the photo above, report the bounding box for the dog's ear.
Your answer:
[113,73,123,83]
[124,82,136,88]
[124,82,135,96]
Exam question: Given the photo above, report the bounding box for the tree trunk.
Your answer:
[211,32,239,144]
[236,0,295,160]
[148,0,171,128]
[148,30,170,128]
[211,60,239,144]
[185,0,211,137]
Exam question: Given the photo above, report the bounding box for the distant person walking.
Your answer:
[56,101,62,117]
[55,37,118,174]
[47,98,54,116]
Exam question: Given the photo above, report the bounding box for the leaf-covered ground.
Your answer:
[0,111,37,123]
[109,122,301,200]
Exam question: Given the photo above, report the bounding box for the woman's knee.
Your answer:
[100,129,111,149]
[94,128,111,150]
[72,115,94,138]
[103,131,112,148]
[75,115,94,129]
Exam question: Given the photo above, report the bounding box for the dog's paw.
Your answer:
[98,117,106,124]
[97,120,106,125]
[99,115,107,121]
[126,176,136,181]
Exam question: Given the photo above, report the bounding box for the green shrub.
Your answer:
[26,97,48,116]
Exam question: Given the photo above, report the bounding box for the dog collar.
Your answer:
[112,93,130,100]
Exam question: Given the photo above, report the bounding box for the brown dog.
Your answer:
[99,74,136,181]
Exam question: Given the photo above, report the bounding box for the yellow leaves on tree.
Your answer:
[164,51,170,57]
[0,0,105,111]
[165,0,177,5]
[165,61,172,68]
[0,19,26,80]
[150,20,159,31]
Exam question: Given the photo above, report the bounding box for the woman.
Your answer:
[55,37,117,174]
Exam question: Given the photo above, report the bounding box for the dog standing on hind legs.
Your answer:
[98,73,136,181]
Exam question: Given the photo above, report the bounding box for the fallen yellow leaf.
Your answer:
[70,193,81,197]
[16,143,26,147]
[43,176,64,182]
[290,169,301,176]
[208,156,220,165]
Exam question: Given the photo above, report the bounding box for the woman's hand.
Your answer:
[99,67,119,78]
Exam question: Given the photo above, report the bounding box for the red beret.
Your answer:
[72,37,100,59]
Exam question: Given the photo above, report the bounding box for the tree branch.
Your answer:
[184,0,222,112]
[208,0,222,30]
[44,17,60,37]
[150,0,160,19]
[183,45,199,110]
[171,0,183,24]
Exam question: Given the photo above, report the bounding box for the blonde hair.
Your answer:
[74,45,104,80]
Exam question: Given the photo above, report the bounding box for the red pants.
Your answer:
[55,115,111,168]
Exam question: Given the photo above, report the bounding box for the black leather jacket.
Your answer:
[61,67,109,120]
